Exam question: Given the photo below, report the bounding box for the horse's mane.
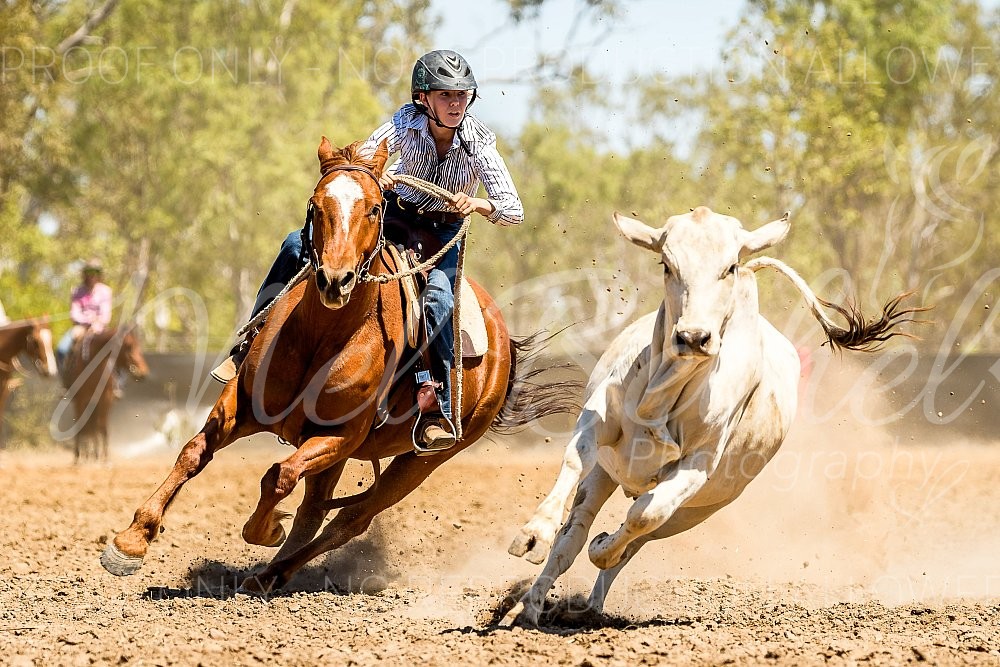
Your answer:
[87,326,137,347]
[319,140,383,176]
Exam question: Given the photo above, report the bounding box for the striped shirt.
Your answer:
[361,104,523,226]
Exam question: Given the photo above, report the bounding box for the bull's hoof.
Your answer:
[588,532,624,570]
[499,600,541,628]
[100,543,145,576]
[508,522,556,565]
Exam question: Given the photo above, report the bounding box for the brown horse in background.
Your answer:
[0,318,57,446]
[102,138,578,592]
[63,327,149,462]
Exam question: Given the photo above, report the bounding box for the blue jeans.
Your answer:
[423,222,461,420]
[253,221,461,419]
[251,229,308,318]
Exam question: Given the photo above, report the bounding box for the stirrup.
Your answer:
[412,413,458,456]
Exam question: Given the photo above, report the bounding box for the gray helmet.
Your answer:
[411,50,478,99]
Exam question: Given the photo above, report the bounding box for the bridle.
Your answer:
[303,164,385,284]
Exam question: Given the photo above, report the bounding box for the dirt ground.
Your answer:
[2,395,1000,667]
[2,352,999,666]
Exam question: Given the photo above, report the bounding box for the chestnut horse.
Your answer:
[0,318,57,445]
[102,138,578,592]
[63,327,149,462]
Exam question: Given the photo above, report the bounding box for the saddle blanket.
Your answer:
[388,244,488,358]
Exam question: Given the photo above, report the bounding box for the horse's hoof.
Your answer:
[237,573,280,596]
[100,543,144,576]
[265,525,287,548]
[242,521,286,548]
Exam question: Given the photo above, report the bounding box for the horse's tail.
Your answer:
[491,329,584,434]
[745,257,931,352]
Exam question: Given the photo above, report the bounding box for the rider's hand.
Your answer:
[451,192,493,217]
[379,173,396,190]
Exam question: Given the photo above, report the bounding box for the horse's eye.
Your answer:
[368,204,381,219]
[726,263,739,278]
[659,259,671,276]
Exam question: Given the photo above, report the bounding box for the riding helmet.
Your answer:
[411,50,478,99]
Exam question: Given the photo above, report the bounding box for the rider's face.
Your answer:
[420,89,471,125]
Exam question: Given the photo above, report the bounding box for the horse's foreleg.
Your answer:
[586,502,726,616]
[241,433,356,549]
[101,382,253,576]
[97,398,111,464]
[241,449,455,593]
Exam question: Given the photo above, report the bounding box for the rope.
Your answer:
[360,174,470,284]
[236,262,310,338]
[453,234,466,441]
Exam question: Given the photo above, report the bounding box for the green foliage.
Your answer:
[633,0,999,347]
[1,0,432,346]
[1,0,998,356]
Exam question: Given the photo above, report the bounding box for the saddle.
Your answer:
[372,234,489,433]
[381,228,488,358]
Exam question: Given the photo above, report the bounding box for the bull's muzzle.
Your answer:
[674,327,714,356]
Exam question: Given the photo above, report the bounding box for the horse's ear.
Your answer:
[370,139,390,176]
[318,136,337,175]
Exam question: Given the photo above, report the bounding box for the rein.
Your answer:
[238,173,468,336]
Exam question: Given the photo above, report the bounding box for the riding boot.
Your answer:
[210,330,256,384]
[416,411,457,454]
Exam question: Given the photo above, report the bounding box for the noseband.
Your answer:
[303,164,385,283]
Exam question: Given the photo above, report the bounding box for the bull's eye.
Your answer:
[659,259,671,276]
[725,263,739,278]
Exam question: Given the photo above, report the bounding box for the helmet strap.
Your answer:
[414,90,478,131]
[415,99,462,131]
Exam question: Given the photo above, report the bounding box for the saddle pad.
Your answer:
[458,278,488,358]
[389,245,488,358]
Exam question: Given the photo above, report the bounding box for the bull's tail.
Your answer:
[746,257,930,352]
[492,330,584,434]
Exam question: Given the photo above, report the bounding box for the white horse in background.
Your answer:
[505,207,920,626]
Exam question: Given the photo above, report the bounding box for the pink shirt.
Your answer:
[70,282,112,329]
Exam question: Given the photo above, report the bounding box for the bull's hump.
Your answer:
[690,206,714,222]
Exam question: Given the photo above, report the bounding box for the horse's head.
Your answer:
[614,207,790,358]
[26,318,57,377]
[308,136,390,309]
[117,326,150,380]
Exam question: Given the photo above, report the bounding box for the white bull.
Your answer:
[505,207,917,626]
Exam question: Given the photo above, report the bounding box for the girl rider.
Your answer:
[212,50,523,453]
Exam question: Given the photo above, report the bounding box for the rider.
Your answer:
[211,49,523,452]
[57,258,116,393]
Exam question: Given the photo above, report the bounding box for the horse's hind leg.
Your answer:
[241,450,455,593]
[271,460,347,561]
[101,382,257,576]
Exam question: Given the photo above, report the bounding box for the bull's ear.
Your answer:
[613,212,665,252]
[739,212,790,258]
